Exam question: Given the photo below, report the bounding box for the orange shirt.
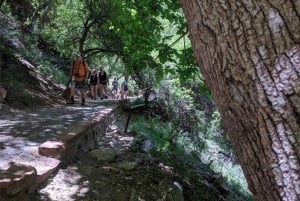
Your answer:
[72,60,89,82]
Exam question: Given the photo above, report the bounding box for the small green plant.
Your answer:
[200,111,253,200]
[129,77,252,200]
[37,61,68,83]
[130,117,175,153]
[130,115,252,200]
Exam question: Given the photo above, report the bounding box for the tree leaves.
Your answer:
[36,0,201,84]
[108,0,197,82]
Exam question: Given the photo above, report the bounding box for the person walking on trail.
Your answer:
[88,69,98,100]
[120,76,129,100]
[111,77,119,99]
[98,67,108,100]
[69,54,89,106]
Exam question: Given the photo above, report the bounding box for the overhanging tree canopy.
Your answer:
[34,0,198,80]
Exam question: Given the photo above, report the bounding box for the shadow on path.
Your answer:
[0,103,113,170]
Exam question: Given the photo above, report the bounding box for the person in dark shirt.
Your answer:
[121,76,129,100]
[98,67,108,100]
[89,69,98,100]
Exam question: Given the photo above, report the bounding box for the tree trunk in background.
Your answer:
[180,1,300,200]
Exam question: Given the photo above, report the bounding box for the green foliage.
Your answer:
[2,0,203,86]
[37,60,68,83]
[1,0,201,85]
[127,97,145,106]
[131,117,175,154]
[0,63,25,90]
[108,0,198,82]
[130,113,252,201]
[131,78,208,156]
[40,0,84,57]
[129,76,252,200]
[1,1,253,199]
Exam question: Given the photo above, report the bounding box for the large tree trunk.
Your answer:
[180,1,300,200]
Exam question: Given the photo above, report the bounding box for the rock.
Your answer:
[0,163,37,199]
[89,148,117,162]
[11,154,61,185]
[116,161,137,171]
[167,181,184,201]
[4,38,25,50]
[142,139,154,152]
[38,141,65,158]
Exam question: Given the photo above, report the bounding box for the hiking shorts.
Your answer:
[112,86,118,91]
[90,81,98,86]
[72,80,85,89]
[99,81,107,85]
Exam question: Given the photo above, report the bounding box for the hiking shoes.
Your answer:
[68,96,75,104]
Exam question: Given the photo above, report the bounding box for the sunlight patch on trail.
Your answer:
[39,166,89,201]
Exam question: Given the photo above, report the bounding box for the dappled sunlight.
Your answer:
[0,119,23,127]
[38,166,90,201]
[0,106,112,142]
[98,129,135,152]
[0,102,117,200]
[119,136,134,149]
[0,134,40,169]
[0,105,115,172]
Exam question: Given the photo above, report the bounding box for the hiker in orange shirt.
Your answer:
[69,54,89,106]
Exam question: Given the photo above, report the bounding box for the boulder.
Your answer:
[142,139,154,153]
[116,161,137,171]
[13,156,62,185]
[38,141,65,159]
[0,163,37,198]
[89,149,117,162]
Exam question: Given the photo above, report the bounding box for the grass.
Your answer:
[202,139,253,200]
[129,116,253,201]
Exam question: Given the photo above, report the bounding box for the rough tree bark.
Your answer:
[180,1,300,201]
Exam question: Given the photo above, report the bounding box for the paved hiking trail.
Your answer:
[0,99,183,201]
[0,99,116,201]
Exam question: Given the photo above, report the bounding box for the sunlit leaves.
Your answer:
[38,0,201,84]
[108,0,195,82]
[40,0,83,56]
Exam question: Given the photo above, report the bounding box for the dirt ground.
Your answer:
[27,108,241,201]
[29,112,180,201]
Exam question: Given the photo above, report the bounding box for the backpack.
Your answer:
[72,60,87,77]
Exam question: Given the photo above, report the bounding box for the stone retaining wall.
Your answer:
[61,108,116,162]
[0,106,117,201]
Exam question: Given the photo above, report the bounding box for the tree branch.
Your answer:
[84,48,123,58]
[155,31,188,60]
